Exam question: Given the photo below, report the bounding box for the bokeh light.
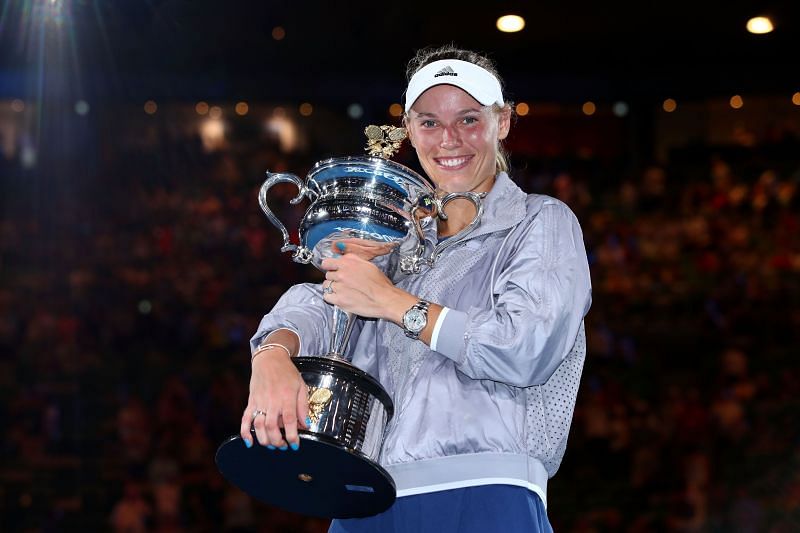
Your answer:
[299,102,313,116]
[272,26,286,40]
[389,103,403,117]
[235,102,249,116]
[200,119,225,151]
[663,98,677,112]
[791,92,800,106]
[347,103,364,119]
[209,106,223,119]
[582,101,596,116]
[612,101,629,117]
[144,100,157,115]
[11,99,25,113]
[196,101,209,115]
[746,16,774,34]
[497,15,525,33]
[730,95,744,109]
[515,102,530,116]
[74,100,90,116]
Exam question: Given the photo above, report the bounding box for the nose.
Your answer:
[440,125,461,149]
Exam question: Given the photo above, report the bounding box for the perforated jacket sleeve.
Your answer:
[433,201,592,387]
[249,283,334,357]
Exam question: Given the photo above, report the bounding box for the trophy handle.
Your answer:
[436,191,485,238]
[399,194,437,275]
[258,172,319,263]
[428,191,485,265]
[398,191,485,274]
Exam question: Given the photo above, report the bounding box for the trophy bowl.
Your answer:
[259,155,439,269]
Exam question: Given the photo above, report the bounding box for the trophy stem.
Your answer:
[328,306,357,360]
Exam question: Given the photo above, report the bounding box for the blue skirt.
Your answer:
[329,485,553,533]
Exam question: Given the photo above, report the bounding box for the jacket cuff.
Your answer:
[432,308,469,364]
[429,307,449,352]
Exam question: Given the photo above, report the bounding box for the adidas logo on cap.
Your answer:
[434,66,458,78]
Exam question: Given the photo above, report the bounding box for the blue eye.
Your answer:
[462,116,478,125]
[421,120,437,128]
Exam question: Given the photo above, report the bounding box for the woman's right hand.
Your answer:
[240,345,310,450]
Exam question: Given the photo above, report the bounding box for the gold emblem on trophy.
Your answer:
[365,125,407,159]
[307,386,334,424]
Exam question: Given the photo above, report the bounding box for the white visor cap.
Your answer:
[404,59,505,113]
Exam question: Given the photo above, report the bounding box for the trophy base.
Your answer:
[215,431,396,519]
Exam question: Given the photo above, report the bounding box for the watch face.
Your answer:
[403,309,426,332]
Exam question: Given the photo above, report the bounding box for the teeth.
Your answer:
[437,157,470,167]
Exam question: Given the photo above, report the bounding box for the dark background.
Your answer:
[1,1,799,531]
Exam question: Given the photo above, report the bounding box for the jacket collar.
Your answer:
[469,171,527,239]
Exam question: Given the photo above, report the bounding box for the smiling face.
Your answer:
[406,84,510,194]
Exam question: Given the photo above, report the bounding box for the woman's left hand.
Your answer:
[320,254,412,322]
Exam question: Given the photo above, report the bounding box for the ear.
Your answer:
[404,116,417,148]
[496,106,512,141]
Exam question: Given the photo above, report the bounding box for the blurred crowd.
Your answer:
[1,114,799,532]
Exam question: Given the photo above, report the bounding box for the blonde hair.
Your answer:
[404,45,513,174]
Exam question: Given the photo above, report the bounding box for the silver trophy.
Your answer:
[216,133,483,518]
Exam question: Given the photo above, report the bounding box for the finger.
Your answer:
[252,410,275,449]
[264,409,287,449]
[320,257,341,271]
[281,398,300,450]
[322,291,341,306]
[297,383,310,430]
[240,408,254,448]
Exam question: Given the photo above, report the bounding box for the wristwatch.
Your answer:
[402,300,430,340]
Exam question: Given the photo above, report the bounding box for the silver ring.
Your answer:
[252,409,267,418]
[322,280,335,295]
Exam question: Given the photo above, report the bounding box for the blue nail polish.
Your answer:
[267,445,276,450]
[306,416,312,427]
[244,438,252,448]
[290,442,299,451]
[336,242,346,252]
[279,445,288,451]
[332,253,341,258]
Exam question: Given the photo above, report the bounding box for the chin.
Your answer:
[429,175,468,192]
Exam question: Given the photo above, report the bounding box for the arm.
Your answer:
[320,202,591,387]
[434,202,592,387]
[240,283,336,451]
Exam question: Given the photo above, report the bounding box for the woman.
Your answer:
[240,45,592,532]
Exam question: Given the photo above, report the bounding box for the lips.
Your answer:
[433,155,473,170]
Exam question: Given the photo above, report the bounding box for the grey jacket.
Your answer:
[251,172,592,507]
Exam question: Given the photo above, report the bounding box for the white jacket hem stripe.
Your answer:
[396,478,547,508]
[386,453,549,508]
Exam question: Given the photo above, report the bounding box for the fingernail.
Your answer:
[244,438,252,448]
[305,416,312,427]
[290,443,299,451]
[267,445,276,450]
[279,445,288,451]
[336,242,346,252]
[332,253,341,258]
